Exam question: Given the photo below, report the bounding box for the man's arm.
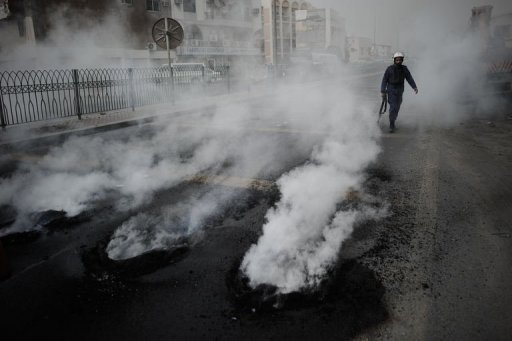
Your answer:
[404,67,418,93]
[380,67,389,95]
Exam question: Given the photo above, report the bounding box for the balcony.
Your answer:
[182,39,253,49]
[177,39,262,56]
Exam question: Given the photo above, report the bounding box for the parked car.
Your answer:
[161,63,222,84]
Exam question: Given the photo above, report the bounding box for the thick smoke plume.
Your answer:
[398,9,484,127]
[0,0,428,291]
[240,89,382,294]
[0,104,285,234]
[0,73,382,280]
[239,0,512,294]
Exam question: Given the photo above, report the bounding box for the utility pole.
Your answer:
[164,0,173,67]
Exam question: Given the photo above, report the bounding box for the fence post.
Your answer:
[72,69,82,120]
[128,68,135,111]
[170,66,175,104]
[0,89,6,130]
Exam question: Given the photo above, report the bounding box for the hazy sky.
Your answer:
[315,0,512,48]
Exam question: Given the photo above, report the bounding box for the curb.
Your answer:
[0,91,271,152]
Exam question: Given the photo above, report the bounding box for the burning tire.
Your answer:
[82,238,189,280]
[226,256,389,321]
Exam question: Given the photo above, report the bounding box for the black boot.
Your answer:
[389,120,395,133]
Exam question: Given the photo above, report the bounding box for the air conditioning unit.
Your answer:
[161,0,170,7]
[174,0,182,5]
[147,42,157,51]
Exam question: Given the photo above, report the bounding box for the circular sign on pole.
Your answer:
[152,18,184,50]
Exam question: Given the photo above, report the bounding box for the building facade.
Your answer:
[373,44,392,59]
[347,36,372,62]
[1,0,264,69]
[1,0,350,70]
[260,0,313,65]
[294,8,346,62]
[121,0,263,68]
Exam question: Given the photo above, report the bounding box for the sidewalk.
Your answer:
[0,87,269,147]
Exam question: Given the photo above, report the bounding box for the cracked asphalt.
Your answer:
[1,80,512,340]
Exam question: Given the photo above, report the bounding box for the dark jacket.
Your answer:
[381,64,417,93]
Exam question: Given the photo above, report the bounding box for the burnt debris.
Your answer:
[226,258,387,317]
[81,238,189,280]
[32,209,92,232]
[0,204,17,230]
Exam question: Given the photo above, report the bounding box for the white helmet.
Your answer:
[393,52,405,59]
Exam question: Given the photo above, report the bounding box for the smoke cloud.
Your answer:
[239,0,512,294]
[318,0,512,127]
[240,89,382,293]
[5,0,507,294]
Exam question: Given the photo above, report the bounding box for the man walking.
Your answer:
[381,52,418,132]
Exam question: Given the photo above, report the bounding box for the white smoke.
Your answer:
[1,1,387,280]
[237,0,512,294]
[0,85,309,238]
[397,9,485,127]
[240,83,383,294]
[106,186,233,260]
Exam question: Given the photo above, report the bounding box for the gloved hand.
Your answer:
[414,88,418,94]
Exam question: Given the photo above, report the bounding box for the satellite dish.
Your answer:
[152,18,184,50]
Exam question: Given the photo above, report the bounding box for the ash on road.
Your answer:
[1,104,512,340]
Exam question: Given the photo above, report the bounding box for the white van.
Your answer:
[161,63,221,83]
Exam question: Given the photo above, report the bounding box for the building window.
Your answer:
[183,0,196,13]
[121,0,133,5]
[146,0,160,11]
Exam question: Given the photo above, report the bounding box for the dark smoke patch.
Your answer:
[0,230,41,246]
[190,186,281,227]
[0,205,17,230]
[32,210,92,231]
[81,238,189,280]
[0,208,93,246]
[365,166,392,183]
[225,186,281,222]
[364,166,392,196]
[226,257,388,331]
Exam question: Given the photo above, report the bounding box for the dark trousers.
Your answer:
[387,90,403,123]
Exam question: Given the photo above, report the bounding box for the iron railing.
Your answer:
[0,65,230,128]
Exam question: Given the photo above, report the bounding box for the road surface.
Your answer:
[1,74,511,340]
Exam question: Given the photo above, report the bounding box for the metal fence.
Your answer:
[0,65,230,128]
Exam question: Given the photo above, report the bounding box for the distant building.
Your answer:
[0,0,263,69]
[260,0,313,66]
[260,0,346,67]
[347,36,372,62]
[1,0,350,70]
[373,44,392,59]
[121,0,263,68]
[294,8,347,62]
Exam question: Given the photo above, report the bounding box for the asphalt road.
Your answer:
[1,76,512,340]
